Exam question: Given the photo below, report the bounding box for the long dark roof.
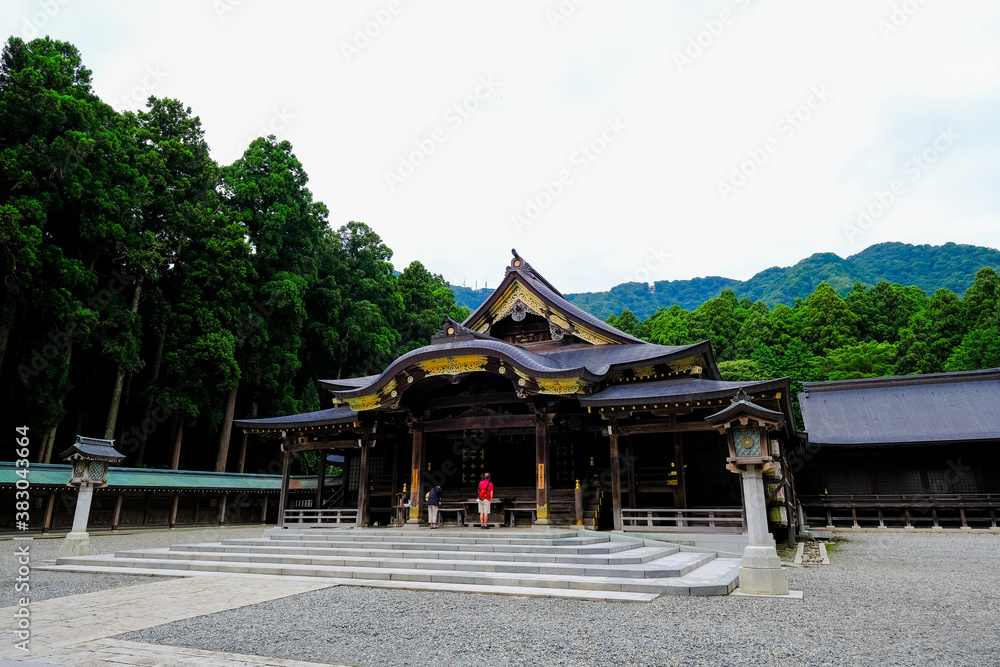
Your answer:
[580,377,789,407]
[234,406,359,432]
[799,368,1000,445]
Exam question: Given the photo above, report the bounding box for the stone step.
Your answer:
[218,537,637,555]
[112,546,702,578]
[267,532,603,547]
[167,542,679,565]
[32,565,661,602]
[50,553,737,595]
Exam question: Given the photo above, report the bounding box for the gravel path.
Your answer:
[115,531,1000,667]
[1,525,268,608]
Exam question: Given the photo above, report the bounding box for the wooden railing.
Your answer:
[283,508,358,526]
[800,494,1000,529]
[621,508,745,532]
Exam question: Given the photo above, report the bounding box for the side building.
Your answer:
[796,369,1000,529]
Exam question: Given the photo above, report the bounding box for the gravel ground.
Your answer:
[0,525,268,608]
[114,531,1000,667]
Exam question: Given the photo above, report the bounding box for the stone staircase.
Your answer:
[43,528,741,602]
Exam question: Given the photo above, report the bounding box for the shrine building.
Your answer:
[235,251,800,544]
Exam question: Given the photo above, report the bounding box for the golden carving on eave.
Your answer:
[632,364,656,378]
[347,394,381,411]
[536,377,590,395]
[416,354,489,377]
[473,280,619,346]
[668,356,704,375]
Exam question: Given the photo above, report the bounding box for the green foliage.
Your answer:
[717,359,771,382]
[813,341,898,380]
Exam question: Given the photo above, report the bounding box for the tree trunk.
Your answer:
[170,414,184,470]
[236,400,257,473]
[104,283,142,440]
[38,342,72,464]
[136,325,166,467]
[0,313,12,377]
[215,385,239,472]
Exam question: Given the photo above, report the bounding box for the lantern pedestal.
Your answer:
[737,466,789,595]
[58,485,95,558]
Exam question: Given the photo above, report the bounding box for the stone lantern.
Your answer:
[57,435,124,557]
[705,388,791,596]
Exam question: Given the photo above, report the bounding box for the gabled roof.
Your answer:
[462,249,644,345]
[59,435,125,463]
[799,368,1000,445]
[705,387,785,428]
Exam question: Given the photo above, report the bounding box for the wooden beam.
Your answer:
[535,413,551,524]
[277,446,292,528]
[603,421,716,436]
[674,433,687,510]
[358,439,370,527]
[315,448,326,509]
[421,413,543,433]
[610,423,623,531]
[285,438,360,453]
[416,392,521,411]
[42,489,57,534]
[111,491,124,531]
[407,424,425,524]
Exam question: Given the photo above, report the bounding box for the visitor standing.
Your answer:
[477,472,493,529]
[427,484,443,528]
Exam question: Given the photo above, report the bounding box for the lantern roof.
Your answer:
[705,387,785,429]
[59,435,125,463]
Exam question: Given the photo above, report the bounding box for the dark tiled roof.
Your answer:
[318,375,381,392]
[59,435,125,462]
[705,388,785,427]
[234,406,359,432]
[799,368,1000,445]
[580,377,789,407]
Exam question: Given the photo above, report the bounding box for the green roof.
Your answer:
[0,462,297,491]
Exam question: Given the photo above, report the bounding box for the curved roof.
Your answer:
[234,406,359,432]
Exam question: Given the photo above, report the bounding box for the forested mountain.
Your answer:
[451,243,1000,320]
[0,37,467,473]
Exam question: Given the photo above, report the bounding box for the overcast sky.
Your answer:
[4,1,1000,292]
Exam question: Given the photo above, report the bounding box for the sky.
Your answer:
[4,1,1000,293]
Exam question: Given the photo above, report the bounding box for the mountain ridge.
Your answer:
[449,242,1000,320]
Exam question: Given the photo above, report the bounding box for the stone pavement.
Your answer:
[0,576,343,666]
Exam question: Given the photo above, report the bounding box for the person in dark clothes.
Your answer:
[427,484,443,528]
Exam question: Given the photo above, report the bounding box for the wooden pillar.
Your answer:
[261,494,269,524]
[141,491,153,527]
[169,492,179,528]
[407,423,425,524]
[535,413,551,524]
[42,489,57,534]
[673,433,687,509]
[277,445,292,528]
[358,438,370,527]
[626,444,637,509]
[217,493,227,525]
[111,491,124,531]
[315,449,326,509]
[609,421,623,531]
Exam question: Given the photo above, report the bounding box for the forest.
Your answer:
[604,270,1000,425]
[0,37,467,473]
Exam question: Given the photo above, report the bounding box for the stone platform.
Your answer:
[42,527,741,601]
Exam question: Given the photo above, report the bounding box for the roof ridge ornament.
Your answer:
[507,248,531,275]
